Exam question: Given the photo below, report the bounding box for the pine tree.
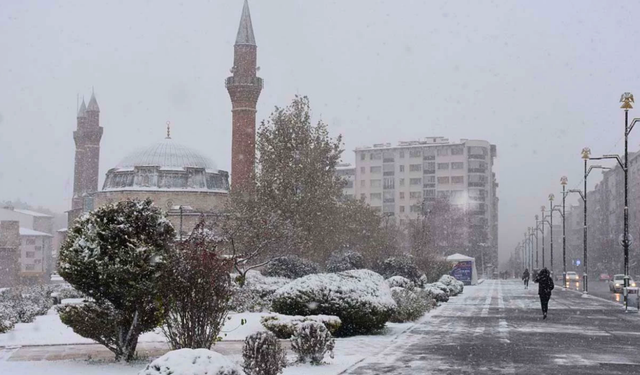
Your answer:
[58,199,175,361]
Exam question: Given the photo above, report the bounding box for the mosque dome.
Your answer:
[102,138,229,192]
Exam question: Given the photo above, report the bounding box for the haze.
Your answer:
[1,0,640,266]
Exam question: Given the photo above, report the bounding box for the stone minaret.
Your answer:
[226,0,263,191]
[69,92,103,226]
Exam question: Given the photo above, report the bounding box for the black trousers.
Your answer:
[524,279,529,287]
[540,294,551,313]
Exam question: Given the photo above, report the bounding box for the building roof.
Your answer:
[115,138,217,171]
[19,227,52,237]
[12,209,53,218]
[87,91,100,112]
[235,0,256,45]
[77,99,87,118]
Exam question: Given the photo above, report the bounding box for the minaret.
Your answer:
[70,92,103,226]
[226,0,263,192]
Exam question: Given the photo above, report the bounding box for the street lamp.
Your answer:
[528,227,535,270]
[540,206,547,267]
[534,214,540,268]
[561,176,568,289]
[621,92,636,310]
[549,193,555,276]
[568,163,610,294]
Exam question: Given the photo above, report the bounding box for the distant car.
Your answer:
[609,274,637,293]
[599,273,611,282]
[566,272,580,282]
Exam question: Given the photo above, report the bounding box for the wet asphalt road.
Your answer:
[346,279,640,375]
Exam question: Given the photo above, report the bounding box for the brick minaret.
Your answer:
[226,0,263,191]
[69,92,103,226]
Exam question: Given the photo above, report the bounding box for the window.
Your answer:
[371,152,382,160]
[360,166,365,174]
[34,259,42,264]
[452,176,464,184]
[383,191,394,202]
[399,151,405,158]
[383,204,395,214]
[409,164,421,172]
[383,177,395,189]
[383,151,395,163]
[410,178,422,185]
[437,148,449,156]
[438,190,450,198]
[409,149,422,158]
[425,175,436,183]
[437,176,450,184]
[383,164,394,175]
[400,206,405,213]
[424,189,436,197]
[25,264,35,271]
[400,192,405,199]
[410,191,422,199]
[26,238,36,245]
[360,153,366,161]
[35,246,42,252]
[26,251,35,258]
[452,147,464,155]
[399,165,405,172]
[360,180,365,187]
[424,162,436,170]
[437,163,449,170]
[345,180,354,188]
[452,162,464,170]
[411,205,422,213]
[400,178,405,187]
[370,193,382,200]
[370,166,382,173]
[370,179,382,188]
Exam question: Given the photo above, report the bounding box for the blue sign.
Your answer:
[576,260,581,266]
[451,261,473,285]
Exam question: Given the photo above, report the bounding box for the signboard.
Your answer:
[451,261,473,285]
[576,259,581,266]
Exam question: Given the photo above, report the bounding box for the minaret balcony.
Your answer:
[225,76,263,89]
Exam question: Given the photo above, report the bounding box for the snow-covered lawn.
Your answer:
[0,309,272,347]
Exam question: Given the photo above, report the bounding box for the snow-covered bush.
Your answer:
[261,314,341,339]
[271,269,396,336]
[417,274,429,288]
[138,348,245,375]
[438,275,464,296]
[49,283,84,300]
[375,255,421,282]
[423,283,449,302]
[326,250,365,273]
[291,322,335,365]
[263,256,320,279]
[0,286,52,323]
[230,271,291,313]
[386,276,415,290]
[242,331,286,375]
[389,287,429,323]
[59,199,175,362]
[0,304,16,333]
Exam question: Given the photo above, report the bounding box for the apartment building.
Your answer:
[336,163,356,200]
[351,137,498,262]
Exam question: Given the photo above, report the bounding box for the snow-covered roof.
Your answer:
[115,139,217,171]
[19,227,52,237]
[235,0,256,45]
[446,253,475,262]
[13,209,53,218]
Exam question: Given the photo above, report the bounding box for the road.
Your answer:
[563,279,627,306]
[347,279,640,375]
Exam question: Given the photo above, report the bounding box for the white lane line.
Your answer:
[481,280,494,317]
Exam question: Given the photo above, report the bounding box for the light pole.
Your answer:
[535,215,540,268]
[540,206,546,267]
[561,176,568,289]
[621,93,636,310]
[529,227,535,270]
[549,194,555,276]
[568,161,610,294]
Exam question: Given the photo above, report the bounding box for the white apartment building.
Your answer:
[352,137,498,262]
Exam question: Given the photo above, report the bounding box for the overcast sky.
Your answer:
[2,0,640,265]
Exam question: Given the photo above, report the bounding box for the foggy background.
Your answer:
[1,0,640,266]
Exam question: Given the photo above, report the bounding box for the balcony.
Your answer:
[468,154,486,160]
[383,171,395,176]
[469,196,486,202]
[468,182,486,187]
[423,155,435,161]
[383,198,395,203]
[423,169,436,175]
[383,158,395,163]
[468,168,487,173]
[225,76,264,89]
[423,183,436,189]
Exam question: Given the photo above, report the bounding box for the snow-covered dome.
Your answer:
[116,139,217,171]
[102,138,229,192]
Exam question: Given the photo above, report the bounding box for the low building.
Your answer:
[0,220,53,286]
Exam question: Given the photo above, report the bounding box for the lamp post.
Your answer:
[568,161,610,294]
[529,227,535,270]
[549,194,555,276]
[540,206,546,267]
[621,92,636,310]
[561,176,568,289]
[535,215,540,268]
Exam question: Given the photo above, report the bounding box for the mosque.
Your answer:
[67,0,263,237]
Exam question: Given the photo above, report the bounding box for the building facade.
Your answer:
[351,137,498,265]
[336,163,356,200]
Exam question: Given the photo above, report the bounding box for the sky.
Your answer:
[1,0,640,266]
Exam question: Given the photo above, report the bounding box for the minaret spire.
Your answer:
[235,0,256,46]
[77,99,87,118]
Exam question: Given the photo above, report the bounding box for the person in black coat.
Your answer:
[522,268,530,289]
[534,267,554,319]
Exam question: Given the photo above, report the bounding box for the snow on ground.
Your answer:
[0,310,271,347]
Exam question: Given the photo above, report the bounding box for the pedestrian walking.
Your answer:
[534,267,554,319]
[522,268,530,289]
